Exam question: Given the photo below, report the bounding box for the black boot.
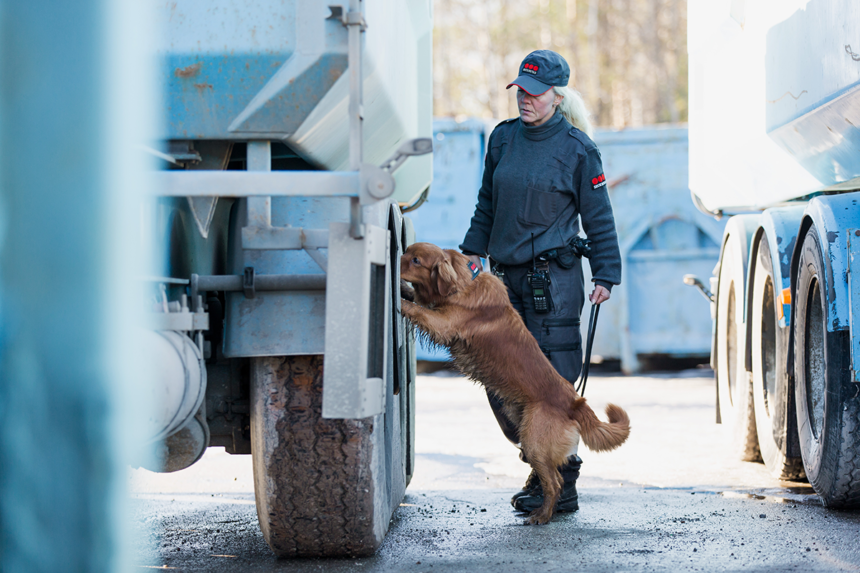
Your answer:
[513,455,581,513]
[510,469,540,506]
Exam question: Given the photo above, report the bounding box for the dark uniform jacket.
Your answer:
[459,111,621,290]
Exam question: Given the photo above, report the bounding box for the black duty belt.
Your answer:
[491,257,550,277]
[491,236,592,277]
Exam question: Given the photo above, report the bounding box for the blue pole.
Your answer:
[0,1,153,571]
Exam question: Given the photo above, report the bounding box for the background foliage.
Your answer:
[433,0,687,127]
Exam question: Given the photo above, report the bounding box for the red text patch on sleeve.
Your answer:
[591,173,606,189]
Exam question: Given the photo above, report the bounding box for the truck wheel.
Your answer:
[794,227,860,507]
[716,234,761,461]
[250,355,392,557]
[750,237,805,479]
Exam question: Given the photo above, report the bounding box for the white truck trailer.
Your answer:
[141,0,432,557]
[688,0,860,506]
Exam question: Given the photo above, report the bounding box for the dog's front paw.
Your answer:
[400,299,418,317]
[526,508,554,525]
[400,278,415,302]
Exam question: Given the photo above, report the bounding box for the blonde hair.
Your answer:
[553,86,593,139]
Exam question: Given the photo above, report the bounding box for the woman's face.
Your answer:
[517,88,560,126]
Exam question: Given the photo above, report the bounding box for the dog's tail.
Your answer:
[570,398,630,452]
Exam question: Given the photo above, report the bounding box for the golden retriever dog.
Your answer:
[399,242,630,525]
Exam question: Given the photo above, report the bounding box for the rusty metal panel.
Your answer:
[155,0,432,204]
[223,197,345,357]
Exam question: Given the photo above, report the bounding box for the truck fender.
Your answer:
[743,206,806,461]
[743,206,805,372]
[788,194,858,336]
[788,193,860,386]
[717,215,762,313]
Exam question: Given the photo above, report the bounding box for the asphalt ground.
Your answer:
[129,369,860,572]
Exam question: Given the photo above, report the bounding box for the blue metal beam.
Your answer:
[848,229,860,382]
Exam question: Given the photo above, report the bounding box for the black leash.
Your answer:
[575,302,600,397]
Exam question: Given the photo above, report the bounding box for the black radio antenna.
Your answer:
[531,232,536,270]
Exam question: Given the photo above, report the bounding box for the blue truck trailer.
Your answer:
[140,0,432,557]
[688,0,860,506]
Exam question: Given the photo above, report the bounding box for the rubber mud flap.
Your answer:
[250,355,383,557]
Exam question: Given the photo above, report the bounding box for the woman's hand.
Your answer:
[589,285,610,305]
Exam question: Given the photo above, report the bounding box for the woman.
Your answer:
[459,50,622,514]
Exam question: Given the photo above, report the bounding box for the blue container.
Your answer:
[588,127,725,372]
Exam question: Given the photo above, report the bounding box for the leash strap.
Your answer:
[575,303,600,397]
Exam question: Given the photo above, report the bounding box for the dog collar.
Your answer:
[467,261,481,280]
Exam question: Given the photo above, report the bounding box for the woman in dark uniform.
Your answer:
[459,50,622,514]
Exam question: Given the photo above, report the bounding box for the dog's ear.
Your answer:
[432,254,459,297]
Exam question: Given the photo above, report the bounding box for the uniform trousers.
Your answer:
[486,257,585,459]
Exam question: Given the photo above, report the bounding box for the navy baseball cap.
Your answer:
[506,50,570,96]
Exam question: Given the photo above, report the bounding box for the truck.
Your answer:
[688,0,860,506]
[140,0,432,557]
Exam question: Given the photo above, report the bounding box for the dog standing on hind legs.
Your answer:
[399,242,630,525]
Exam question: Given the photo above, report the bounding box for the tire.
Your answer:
[250,355,403,557]
[794,227,860,507]
[750,237,804,479]
[716,234,761,462]
[394,210,417,488]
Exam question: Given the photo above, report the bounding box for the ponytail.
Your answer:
[553,86,593,139]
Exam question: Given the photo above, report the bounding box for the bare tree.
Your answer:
[433,0,687,128]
